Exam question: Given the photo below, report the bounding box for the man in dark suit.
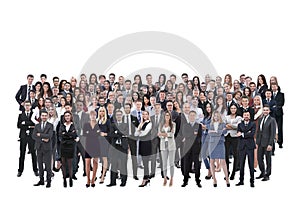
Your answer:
[263,89,276,117]
[271,83,284,148]
[157,90,167,111]
[181,110,202,188]
[123,103,139,180]
[226,92,238,115]
[239,95,254,120]
[32,109,53,188]
[150,103,164,179]
[17,101,38,177]
[107,110,129,187]
[236,111,256,188]
[75,100,90,176]
[256,105,276,181]
[15,74,35,111]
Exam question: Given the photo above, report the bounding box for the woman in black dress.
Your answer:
[97,107,110,184]
[59,111,79,188]
[83,110,101,187]
[135,110,152,187]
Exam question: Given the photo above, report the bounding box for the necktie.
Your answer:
[138,111,141,123]
[27,85,31,100]
[41,122,45,131]
[26,112,29,118]
[261,116,266,131]
[155,115,158,126]
[273,92,276,98]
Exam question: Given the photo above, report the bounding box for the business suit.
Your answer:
[273,91,284,146]
[109,122,129,185]
[177,113,189,175]
[150,113,164,177]
[262,98,276,117]
[237,121,256,184]
[256,115,276,178]
[15,84,35,111]
[170,111,181,167]
[32,121,53,183]
[122,114,138,177]
[239,106,255,121]
[17,111,38,174]
[76,111,90,175]
[182,122,202,184]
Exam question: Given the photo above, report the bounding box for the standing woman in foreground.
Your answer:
[135,111,152,187]
[208,111,230,187]
[59,111,79,188]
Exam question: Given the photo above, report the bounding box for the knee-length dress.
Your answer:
[98,120,111,158]
[208,122,227,159]
[59,123,78,158]
[83,122,101,158]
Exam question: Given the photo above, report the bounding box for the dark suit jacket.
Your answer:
[237,121,256,150]
[273,92,285,117]
[110,122,129,151]
[169,111,181,138]
[239,106,255,121]
[182,122,202,154]
[32,121,53,151]
[262,98,276,117]
[258,84,268,99]
[256,116,276,147]
[15,84,35,110]
[122,114,139,140]
[78,112,90,136]
[17,111,35,138]
[150,112,164,140]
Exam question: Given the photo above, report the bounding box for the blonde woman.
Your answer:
[253,95,263,169]
[158,111,176,187]
[208,111,230,187]
[97,107,110,184]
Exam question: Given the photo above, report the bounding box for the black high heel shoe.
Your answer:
[227,183,230,187]
[205,175,212,180]
[139,179,150,187]
[91,183,95,187]
[213,183,217,187]
[63,178,67,188]
[86,183,90,188]
[69,178,73,187]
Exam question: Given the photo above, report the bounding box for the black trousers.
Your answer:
[257,146,272,177]
[110,147,128,184]
[225,135,239,176]
[275,114,283,146]
[239,148,254,183]
[37,148,52,182]
[128,138,138,177]
[183,150,201,183]
[18,136,38,173]
[150,137,163,177]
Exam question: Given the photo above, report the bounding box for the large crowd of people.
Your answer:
[15,72,284,188]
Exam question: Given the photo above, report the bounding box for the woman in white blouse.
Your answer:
[135,111,152,187]
[158,111,176,187]
[225,104,242,180]
[31,97,45,125]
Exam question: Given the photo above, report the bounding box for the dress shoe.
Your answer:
[250,183,255,187]
[181,182,188,187]
[262,176,269,181]
[235,182,244,186]
[133,176,139,180]
[279,144,283,149]
[34,171,39,177]
[227,183,230,187]
[69,178,73,187]
[175,162,181,168]
[149,173,155,179]
[205,175,212,180]
[106,183,116,187]
[46,181,51,188]
[83,172,86,177]
[256,173,264,179]
[72,174,77,180]
[120,182,126,187]
[63,179,67,187]
[17,172,22,177]
[229,175,235,180]
[138,165,144,169]
[196,182,202,188]
[34,181,45,186]
[91,183,95,187]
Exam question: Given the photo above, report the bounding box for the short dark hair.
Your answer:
[65,102,72,107]
[170,74,176,78]
[27,74,34,79]
[263,104,270,109]
[241,95,249,100]
[53,76,59,81]
[124,103,132,108]
[125,79,131,83]
[40,109,48,115]
[40,74,47,79]
[109,73,115,77]
[189,110,196,115]
[181,73,188,77]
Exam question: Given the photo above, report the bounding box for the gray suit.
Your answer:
[32,121,53,182]
[150,113,164,177]
[256,115,276,177]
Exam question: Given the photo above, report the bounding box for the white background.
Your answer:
[0,0,298,204]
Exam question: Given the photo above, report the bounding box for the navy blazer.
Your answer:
[15,84,35,111]
[262,98,276,117]
[237,121,256,150]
